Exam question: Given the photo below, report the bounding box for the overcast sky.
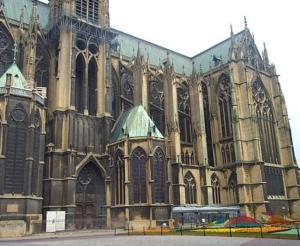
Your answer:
[41,0,300,165]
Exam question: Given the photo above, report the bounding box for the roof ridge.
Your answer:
[192,30,245,59]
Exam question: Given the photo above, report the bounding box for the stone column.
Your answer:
[163,61,185,205]
[97,41,106,116]
[70,33,77,110]
[56,28,72,110]
[124,137,130,219]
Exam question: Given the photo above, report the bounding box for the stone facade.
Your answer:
[0,0,299,234]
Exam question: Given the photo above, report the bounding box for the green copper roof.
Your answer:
[3,0,49,29]
[0,62,27,88]
[111,105,164,143]
[112,29,193,75]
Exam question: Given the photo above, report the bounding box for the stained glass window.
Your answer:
[177,82,192,143]
[184,172,197,204]
[0,24,14,77]
[253,78,280,164]
[152,148,165,203]
[4,104,28,193]
[131,147,147,203]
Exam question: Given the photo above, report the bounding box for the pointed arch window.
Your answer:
[228,172,239,204]
[0,24,14,76]
[114,151,125,205]
[35,38,50,88]
[149,75,165,134]
[230,144,236,163]
[120,64,134,111]
[152,148,165,203]
[252,78,280,163]
[185,151,190,165]
[111,67,120,121]
[184,172,197,204]
[75,53,85,113]
[225,145,231,163]
[218,74,233,139]
[221,146,226,164]
[211,174,221,204]
[131,147,147,203]
[190,152,194,165]
[4,105,28,193]
[202,82,214,166]
[88,57,97,116]
[177,82,192,143]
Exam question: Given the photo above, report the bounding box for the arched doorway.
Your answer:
[75,162,106,229]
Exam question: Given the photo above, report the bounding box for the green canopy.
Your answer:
[0,62,27,89]
[111,105,164,143]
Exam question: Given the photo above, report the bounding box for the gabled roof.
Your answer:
[0,62,27,88]
[192,31,245,74]
[2,0,259,77]
[111,105,164,143]
[112,29,193,75]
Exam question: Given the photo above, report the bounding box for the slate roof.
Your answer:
[112,29,193,75]
[110,105,164,143]
[192,31,245,73]
[2,0,247,76]
[3,0,49,29]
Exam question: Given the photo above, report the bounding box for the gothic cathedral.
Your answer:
[0,0,299,235]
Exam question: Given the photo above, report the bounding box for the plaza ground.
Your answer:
[0,233,299,246]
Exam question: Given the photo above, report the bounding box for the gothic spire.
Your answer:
[244,16,248,29]
[0,0,4,11]
[230,24,234,37]
[230,24,235,45]
[262,42,270,71]
[229,24,237,61]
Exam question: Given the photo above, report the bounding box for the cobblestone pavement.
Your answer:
[0,235,299,246]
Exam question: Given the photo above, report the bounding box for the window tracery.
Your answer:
[4,104,28,193]
[131,147,147,203]
[114,151,125,205]
[177,82,192,143]
[152,148,165,203]
[184,172,196,204]
[202,82,214,166]
[149,75,165,134]
[111,67,120,120]
[35,39,49,88]
[75,53,85,113]
[252,78,279,163]
[185,151,190,165]
[211,174,221,204]
[218,74,232,139]
[0,24,14,76]
[228,172,239,204]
